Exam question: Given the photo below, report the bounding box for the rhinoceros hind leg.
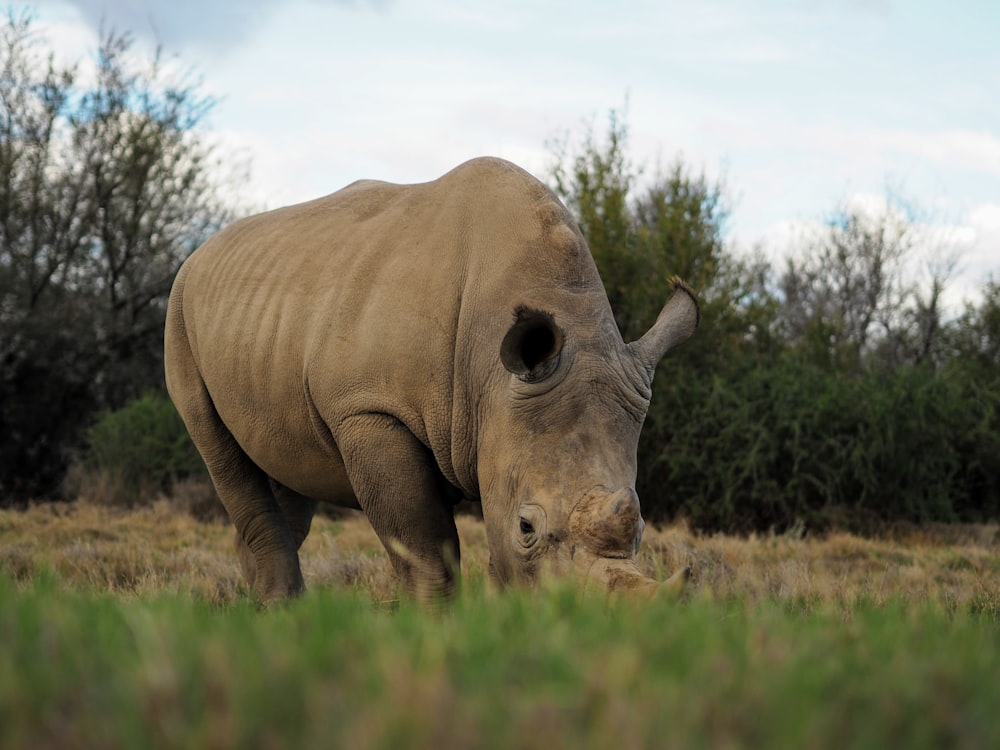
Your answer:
[265,479,318,550]
[339,413,460,605]
[203,447,305,604]
[204,447,304,604]
[170,390,304,603]
[233,480,316,594]
[166,287,304,604]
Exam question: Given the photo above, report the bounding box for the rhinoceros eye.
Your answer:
[516,506,545,549]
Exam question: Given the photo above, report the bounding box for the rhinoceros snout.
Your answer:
[569,486,645,559]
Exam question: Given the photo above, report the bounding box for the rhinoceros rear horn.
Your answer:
[500,307,564,382]
[628,277,699,376]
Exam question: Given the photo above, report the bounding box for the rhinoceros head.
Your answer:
[477,276,699,598]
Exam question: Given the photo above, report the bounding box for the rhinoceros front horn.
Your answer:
[657,565,691,598]
[570,487,645,558]
[571,489,692,600]
[628,277,699,376]
[617,565,691,601]
[590,560,691,601]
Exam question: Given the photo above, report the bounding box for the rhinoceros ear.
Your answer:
[628,277,699,376]
[500,307,564,382]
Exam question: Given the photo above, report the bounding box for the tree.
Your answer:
[0,12,241,499]
[777,196,955,371]
[947,279,1000,371]
[548,109,734,343]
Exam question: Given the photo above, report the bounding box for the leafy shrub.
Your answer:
[78,392,207,506]
[640,357,1000,533]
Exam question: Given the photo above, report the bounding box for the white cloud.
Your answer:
[969,203,1000,232]
[742,197,999,314]
[36,13,95,53]
[960,202,1000,283]
[42,0,385,56]
[874,129,1000,177]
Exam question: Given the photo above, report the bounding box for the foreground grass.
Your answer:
[2,500,999,748]
[2,574,999,749]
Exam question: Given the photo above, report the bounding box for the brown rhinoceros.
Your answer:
[164,156,698,604]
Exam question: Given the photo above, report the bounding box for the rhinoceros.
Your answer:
[164,156,698,604]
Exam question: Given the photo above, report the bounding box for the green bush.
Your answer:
[640,357,1000,533]
[81,392,207,500]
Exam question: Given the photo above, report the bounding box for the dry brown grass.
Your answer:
[0,498,492,605]
[641,521,1000,611]
[0,499,244,602]
[2,496,998,611]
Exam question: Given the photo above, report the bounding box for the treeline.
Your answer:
[0,13,239,499]
[2,15,997,532]
[551,113,1000,532]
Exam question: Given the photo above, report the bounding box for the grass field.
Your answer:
[2,498,999,748]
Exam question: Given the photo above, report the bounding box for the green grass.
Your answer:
[3,571,999,750]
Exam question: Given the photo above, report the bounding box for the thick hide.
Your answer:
[164,157,698,604]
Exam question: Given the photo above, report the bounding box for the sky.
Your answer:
[34,0,1000,306]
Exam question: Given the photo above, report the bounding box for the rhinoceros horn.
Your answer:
[572,488,691,600]
[586,557,691,601]
[570,487,645,559]
[659,564,692,596]
[628,277,700,376]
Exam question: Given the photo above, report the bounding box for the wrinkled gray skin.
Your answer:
[164,157,698,605]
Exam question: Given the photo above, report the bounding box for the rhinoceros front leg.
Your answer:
[338,413,461,604]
